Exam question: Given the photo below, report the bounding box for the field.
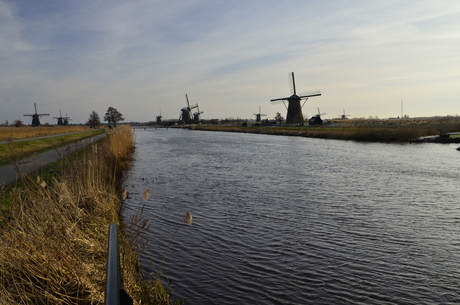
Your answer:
[193,117,460,142]
[0,125,92,141]
[0,129,105,166]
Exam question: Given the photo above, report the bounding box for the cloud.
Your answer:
[1,0,460,124]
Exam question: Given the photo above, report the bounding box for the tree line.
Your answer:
[87,107,124,128]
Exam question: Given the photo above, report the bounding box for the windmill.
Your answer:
[309,107,326,126]
[193,104,204,123]
[24,103,49,126]
[179,94,198,124]
[53,109,71,126]
[339,109,350,119]
[156,109,162,124]
[63,113,72,125]
[270,72,321,124]
[253,106,267,122]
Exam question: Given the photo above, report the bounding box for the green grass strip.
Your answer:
[0,129,105,166]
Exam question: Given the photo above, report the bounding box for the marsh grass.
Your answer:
[194,116,460,142]
[0,125,176,304]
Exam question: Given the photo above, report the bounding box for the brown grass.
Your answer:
[0,126,92,141]
[193,116,460,142]
[0,125,176,304]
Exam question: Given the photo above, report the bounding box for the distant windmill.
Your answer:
[339,109,350,119]
[64,112,72,125]
[53,109,71,126]
[179,94,198,124]
[309,107,326,126]
[317,107,326,118]
[270,72,321,124]
[253,106,267,122]
[24,103,49,126]
[193,104,204,123]
[156,109,162,123]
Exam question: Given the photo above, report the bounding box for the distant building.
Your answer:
[309,116,323,126]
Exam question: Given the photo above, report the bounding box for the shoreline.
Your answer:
[0,126,174,304]
[183,123,460,143]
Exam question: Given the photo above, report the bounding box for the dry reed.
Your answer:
[0,125,175,304]
[194,116,460,142]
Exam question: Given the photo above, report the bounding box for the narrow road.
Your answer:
[0,133,106,187]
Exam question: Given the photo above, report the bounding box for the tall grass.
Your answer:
[0,125,175,304]
[194,116,460,142]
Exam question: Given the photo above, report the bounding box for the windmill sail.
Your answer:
[270,72,321,124]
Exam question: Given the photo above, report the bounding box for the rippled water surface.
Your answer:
[122,128,460,305]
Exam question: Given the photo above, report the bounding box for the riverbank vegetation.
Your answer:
[193,117,460,142]
[0,125,175,304]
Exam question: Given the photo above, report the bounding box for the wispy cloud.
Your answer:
[1,0,460,124]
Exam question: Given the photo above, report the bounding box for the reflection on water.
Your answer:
[122,128,460,305]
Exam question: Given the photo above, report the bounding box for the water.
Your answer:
[122,127,460,304]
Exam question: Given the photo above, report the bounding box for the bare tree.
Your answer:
[104,107,124,127]
[275,112,284,126]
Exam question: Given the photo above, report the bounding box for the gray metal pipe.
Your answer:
[105,223,133,305]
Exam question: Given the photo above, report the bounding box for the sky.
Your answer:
[1,0,460,125]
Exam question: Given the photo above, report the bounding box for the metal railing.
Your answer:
[105,223,133,305]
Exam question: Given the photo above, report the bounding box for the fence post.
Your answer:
[105,223,133,305]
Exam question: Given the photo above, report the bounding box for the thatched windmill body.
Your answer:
[253,106,267,122]
[270,72,321,124]
[179,94,198,124]
[156,109,162,124]
[339,109,350,119]
[193,104,204,123]
[53,110,71,126]
[309,108,326,125]
[24,103,49,126]
[64,113,72,125]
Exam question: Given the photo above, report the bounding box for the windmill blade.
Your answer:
[298,90,321,99]
[271,100,289,110]
[290,72,296,95]
[270,97,290,102]
[185,94,190,108]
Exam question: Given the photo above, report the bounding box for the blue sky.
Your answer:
[1,0,459,124]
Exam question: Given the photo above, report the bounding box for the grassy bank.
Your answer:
[193,117,460,142]
[0,125,175,304]
[0,126,93,141]
[0,129,105,166]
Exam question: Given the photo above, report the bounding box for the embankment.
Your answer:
[192,118,460,142]
[0,125,174,304]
